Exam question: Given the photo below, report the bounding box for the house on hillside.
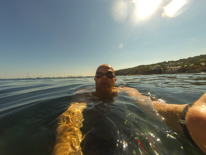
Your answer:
[152,65,161,70]
[167,66,181,71]
[165,63,175,67]
[177,62,183,65]
[200,63,205,67]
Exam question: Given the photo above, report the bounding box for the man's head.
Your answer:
[94,64,117,89]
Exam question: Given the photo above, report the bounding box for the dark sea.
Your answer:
[0,74,206,155]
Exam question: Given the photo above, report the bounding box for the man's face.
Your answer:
[94,66,116,89]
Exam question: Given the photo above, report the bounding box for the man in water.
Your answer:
[53,64,206,155]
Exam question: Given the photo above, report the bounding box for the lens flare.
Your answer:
[163,0,187,17]
[111,0,129,23]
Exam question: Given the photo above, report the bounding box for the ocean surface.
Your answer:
[0,74,206,155]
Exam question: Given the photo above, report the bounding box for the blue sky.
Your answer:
[1,0,206,78]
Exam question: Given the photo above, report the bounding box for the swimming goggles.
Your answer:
[95,72,115,78]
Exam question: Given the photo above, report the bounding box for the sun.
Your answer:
[133,0,161,19]
[111,0,161,23]
[111,0,188,24]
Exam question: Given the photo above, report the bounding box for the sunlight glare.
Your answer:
[163,0,187,17]
[135,0,161,19]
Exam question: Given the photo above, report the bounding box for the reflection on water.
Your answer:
[0,74,205,155]
[53,102,87,155]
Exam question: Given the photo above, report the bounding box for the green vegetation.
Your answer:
[115,54,206,75]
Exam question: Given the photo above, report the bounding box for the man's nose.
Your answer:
[102,74,107,79]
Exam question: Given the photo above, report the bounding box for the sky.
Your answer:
[0,0,206,78]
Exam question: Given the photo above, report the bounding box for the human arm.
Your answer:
[52,102,87,155]
[119,87,187,130]
[152,101,187,133]
[121,87,206,153]
[117,87,159,116]
[153,93,206,154]
[185,93,206,154]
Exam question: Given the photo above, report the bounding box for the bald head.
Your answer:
[94,64,116,89]
[95,64,115,75]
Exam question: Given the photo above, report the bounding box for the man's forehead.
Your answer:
[96,66,114,72]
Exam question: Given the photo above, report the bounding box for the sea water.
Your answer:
[0,74,205,155]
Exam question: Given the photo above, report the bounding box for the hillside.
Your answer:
[115,54,206,75]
